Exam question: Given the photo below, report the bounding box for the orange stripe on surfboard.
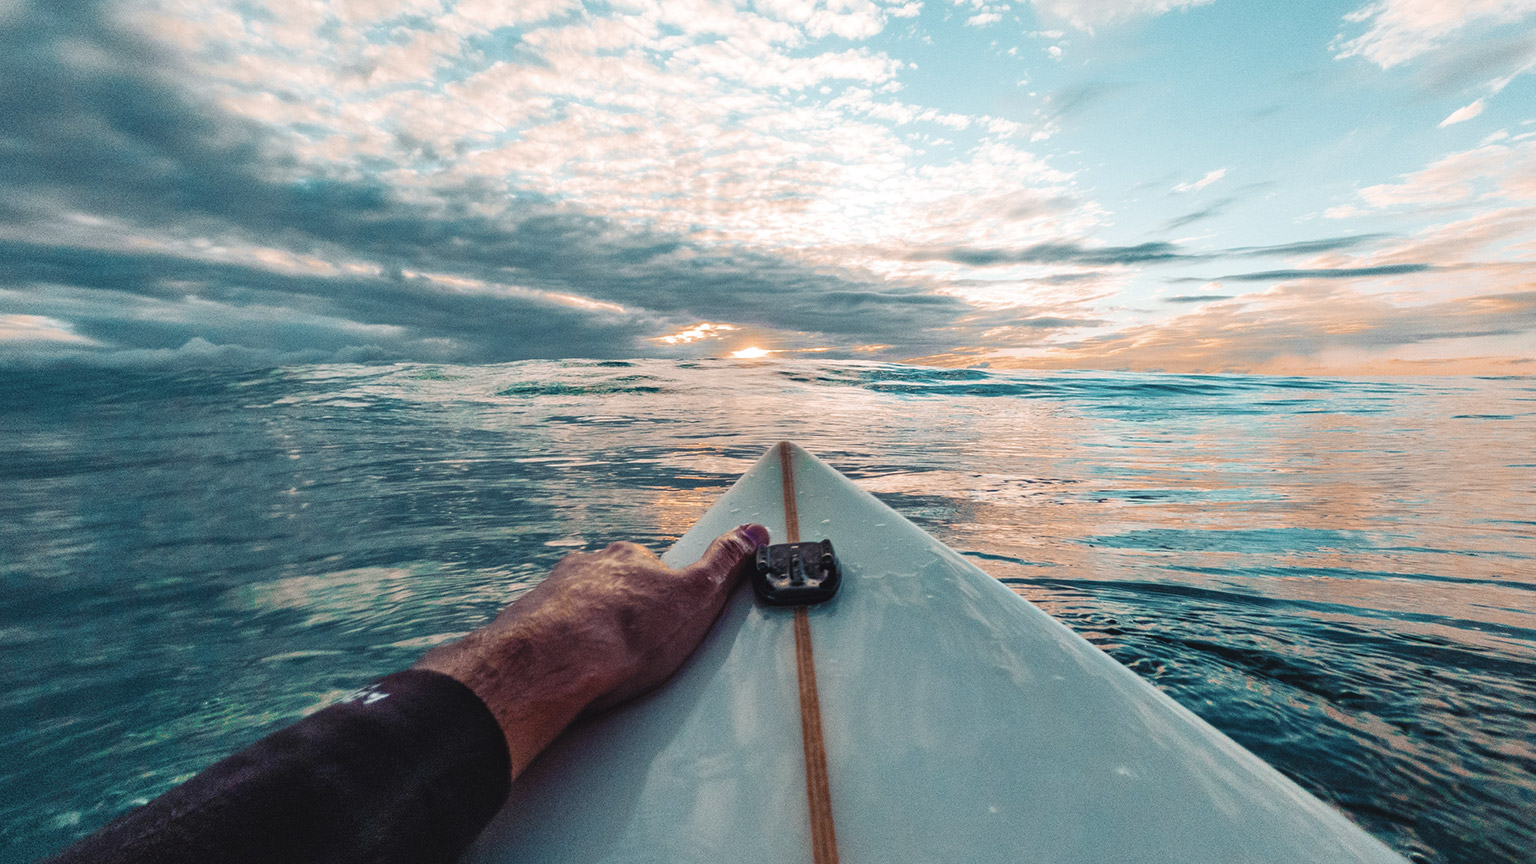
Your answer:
[778,441,839,864]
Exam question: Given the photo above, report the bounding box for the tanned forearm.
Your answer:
[46,524,768,864]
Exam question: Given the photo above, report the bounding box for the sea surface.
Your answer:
[2,361,1533,863]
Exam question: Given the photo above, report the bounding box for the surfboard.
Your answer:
[463,442,1407,864]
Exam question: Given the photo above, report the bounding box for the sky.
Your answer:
[2,0,1534,373]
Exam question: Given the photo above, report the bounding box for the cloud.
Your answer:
[1030,0,1215,30]
[1043,82,1128,120]
[1439,98,1486,127]
[0,239,648,365]
[905,235,1391,268]
[0,0,1006,366]
[655,322,738,346]
[1173,168,1228,193]
[8,0,1528,376]
[1412,31,1536,94]
[437,0,578,36]
[0,314,101,345]
[910,240,1185,267]
[1225,236,1392,256]
[1160,197,1234,231]
[999,285,1536,373]
[1174,263,1435,282]
[1344,139,1536,211]
[757,0,891,39]
[1334,0,1536,68]
[1010,316,1103,328]
[116,0,1082,267]
[1367,206,1536,266]
[1163,294,1231,303]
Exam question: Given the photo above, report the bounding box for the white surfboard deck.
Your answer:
[464,442,1406,864]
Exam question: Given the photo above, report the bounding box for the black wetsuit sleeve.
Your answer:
[44,669,512,864]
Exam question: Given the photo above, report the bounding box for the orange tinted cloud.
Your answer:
[916,282,1536,375]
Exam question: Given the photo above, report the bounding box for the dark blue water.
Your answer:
[2,361,1533,863]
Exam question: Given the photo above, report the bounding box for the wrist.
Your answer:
[415,627,602,778]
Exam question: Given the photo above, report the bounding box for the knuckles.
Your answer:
[601,540,660,562]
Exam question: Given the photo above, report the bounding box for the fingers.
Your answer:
[685,523,770,584]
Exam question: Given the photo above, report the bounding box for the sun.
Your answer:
[730,346,771,359]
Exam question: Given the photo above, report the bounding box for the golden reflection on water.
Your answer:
[647,484,732,548]
[840,379,1536,646]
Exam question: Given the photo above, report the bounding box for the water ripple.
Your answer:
[1,360,1532,863]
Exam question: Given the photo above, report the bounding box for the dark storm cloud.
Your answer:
[0,0,273,226]
[0,239,649,364]
[0,0,973,365]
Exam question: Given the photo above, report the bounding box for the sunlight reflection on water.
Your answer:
[1,360,1532,863]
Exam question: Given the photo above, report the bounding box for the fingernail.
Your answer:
[739,524,770,547]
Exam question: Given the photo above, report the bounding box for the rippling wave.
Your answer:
[2,361,1532,863]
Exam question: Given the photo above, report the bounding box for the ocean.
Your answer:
[2,360,1533,862]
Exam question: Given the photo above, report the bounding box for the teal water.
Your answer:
[2,361,1533,863]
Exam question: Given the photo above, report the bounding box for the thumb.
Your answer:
[687,523,770,583]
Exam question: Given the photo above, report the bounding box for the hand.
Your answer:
[415,523,770,779]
